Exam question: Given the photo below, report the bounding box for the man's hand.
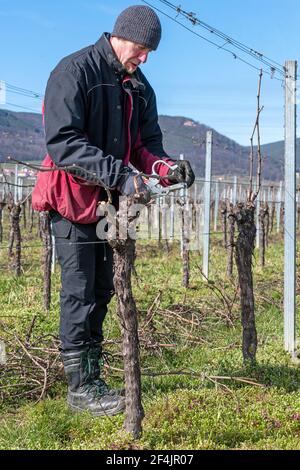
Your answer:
[117,167,151,203]
[167,160,195,188]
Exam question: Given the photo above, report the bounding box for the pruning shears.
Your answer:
[144,160,187,198]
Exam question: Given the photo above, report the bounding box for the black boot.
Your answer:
[61,347,125,416]
[89,342,125,396]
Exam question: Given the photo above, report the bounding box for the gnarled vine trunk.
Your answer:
[8,201,22,276]
[234,203,257,362]
[106,197,144,439]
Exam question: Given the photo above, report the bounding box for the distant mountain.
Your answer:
[258,139,300,174]
[0,108,291,180]
[159,115,287,181]
[0,109,46,162]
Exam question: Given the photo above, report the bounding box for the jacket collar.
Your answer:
[95,33,127,77]
[95,33,146,91]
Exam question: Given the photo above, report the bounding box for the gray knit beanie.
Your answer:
[112,5,162,50]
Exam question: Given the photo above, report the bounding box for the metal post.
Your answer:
[263,188,267,203]
[214,180,219,232]
[202,131,212,279]
[233,176,237,206]
[193,180,197,203]
[221,187,226,202]
[238,184,242,203]
[179,153,186,254]
[18,177,23,201]
[284,60,297,354]
[161,196,167,242]
[147,205,151,240]
[169,195,175,241]
[192,182,198,246]
[153,197,160,241]
[228,186,232,203]
[14,164,18,203]
[268,186,272,205]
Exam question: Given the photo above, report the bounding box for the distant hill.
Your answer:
[259,139,300,174]
[159,115,283,181]
[0,108,293,180]
[0,109,46,162]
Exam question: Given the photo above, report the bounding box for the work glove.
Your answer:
[117,167,151,203]
[167,160,195,188]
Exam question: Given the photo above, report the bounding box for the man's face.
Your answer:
[111,38,152,74]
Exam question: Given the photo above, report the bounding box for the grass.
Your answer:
[1,214,300,450]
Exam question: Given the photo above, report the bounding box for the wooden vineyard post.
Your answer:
[7,199,22,276]
[226,203,235,278]
[39,212,52,311]
[221,200,228,249]
[27,195,32,227]
[106,196,145,439]
[270,186,275,233]
[265,202,270,247]
[0,200,6,244]
[259,203,269,266]
[22,200,27,229]
[8,204,15,258]
[29,201,35,234]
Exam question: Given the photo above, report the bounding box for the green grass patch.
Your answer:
[1,221,300,449]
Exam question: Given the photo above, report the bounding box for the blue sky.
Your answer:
[0,0,299,145]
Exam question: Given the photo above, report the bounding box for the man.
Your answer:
[32,5,195,417]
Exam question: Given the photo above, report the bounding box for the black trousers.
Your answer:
[51,213,114,351]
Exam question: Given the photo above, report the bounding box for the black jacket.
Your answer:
[44,33,168,188]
